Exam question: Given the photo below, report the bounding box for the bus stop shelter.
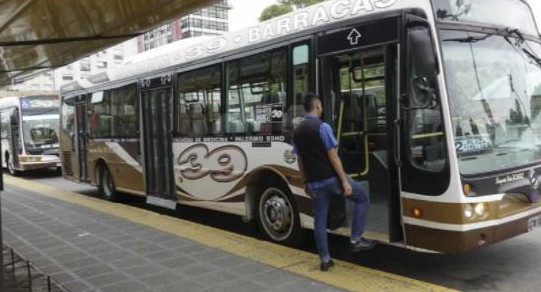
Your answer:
[0,0,218,287]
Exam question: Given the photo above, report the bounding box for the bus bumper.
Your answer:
[404,197,541,253]
[19,160,61,171]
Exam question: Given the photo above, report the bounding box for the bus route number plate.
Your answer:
[455,137,490,154]
[528,216,541,232]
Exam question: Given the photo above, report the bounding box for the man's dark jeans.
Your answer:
[310,177,370,263]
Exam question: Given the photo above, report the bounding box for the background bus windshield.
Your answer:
[21,97,60,153]
[433,0,538,35]
[442,31,541,175]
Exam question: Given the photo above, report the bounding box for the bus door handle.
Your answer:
[393,119,401,167]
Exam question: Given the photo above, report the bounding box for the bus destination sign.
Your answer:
[21,98,59,109]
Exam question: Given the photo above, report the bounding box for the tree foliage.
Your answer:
[278,0,325,9]
[259,0,325,22]
[259,4,293,22]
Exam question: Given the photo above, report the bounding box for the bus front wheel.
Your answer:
[99,166,120,202]
[256,186,302,246]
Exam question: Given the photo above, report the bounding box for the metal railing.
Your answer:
[3,245,68,292]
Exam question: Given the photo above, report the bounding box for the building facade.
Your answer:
[5,43,133,92]
[138,0,230,52]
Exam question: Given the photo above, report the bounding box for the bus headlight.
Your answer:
[474,203,487,216]
[464,204,474,219]
[464,203,488,219]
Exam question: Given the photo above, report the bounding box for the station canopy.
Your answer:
[0,0,218,86]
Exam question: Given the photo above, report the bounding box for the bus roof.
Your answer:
[62,0,433,94]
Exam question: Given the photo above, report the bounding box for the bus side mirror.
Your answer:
[408,26,438,78]
[406,25,439,109]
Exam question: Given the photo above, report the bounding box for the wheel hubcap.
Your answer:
[264,196,291,231]
[259,189,294,241]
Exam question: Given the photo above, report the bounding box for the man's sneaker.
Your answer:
[349,238,376,252]
[320,259,335,272]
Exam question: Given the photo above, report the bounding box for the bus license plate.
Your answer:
[528,216,541,232]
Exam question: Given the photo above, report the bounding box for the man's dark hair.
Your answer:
[303,93,320,112]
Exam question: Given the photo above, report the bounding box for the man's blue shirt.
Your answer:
[293,114,339,190]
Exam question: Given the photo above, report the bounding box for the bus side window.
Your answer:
[88,91,112,139]
[226,49,288,134]
[0,109,10,139]
[291,44,310,129]
[61,97,75,138]
[177,65,222,136]
[109,84,138,138]
[406,64,447,172]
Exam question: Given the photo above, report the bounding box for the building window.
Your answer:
[62,74,74,81]
[80,62,91,71]
[97,61,108,69]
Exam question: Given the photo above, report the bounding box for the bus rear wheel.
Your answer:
[99,166,120,202]
[256,186,302,246]
[6,154,19,176]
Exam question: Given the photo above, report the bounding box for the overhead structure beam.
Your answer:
[0,0,219,85]
[0,34,139,47]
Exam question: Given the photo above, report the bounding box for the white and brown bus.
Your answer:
[0,94,61,175]
[60,0,541,253]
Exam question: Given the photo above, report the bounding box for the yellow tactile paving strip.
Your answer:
[5,176,460,292]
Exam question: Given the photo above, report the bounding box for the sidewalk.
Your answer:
[1,177,457,292]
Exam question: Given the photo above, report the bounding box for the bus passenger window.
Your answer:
[61,98,75,136]
[178,65,222,136]
[226,49,287,134]
[0,109,14,139]
[291,44,310,128]
[88,91,112,139]
[110,84,138,138]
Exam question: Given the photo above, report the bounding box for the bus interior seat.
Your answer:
[190,103,207,135]
[227,120,244,133]
[179,102,190,135]
[246,120,261,133]
[208,103,221,133]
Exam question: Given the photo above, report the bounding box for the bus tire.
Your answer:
[6,153,19,177]
[99,165,121,202]
[256,186,303,246]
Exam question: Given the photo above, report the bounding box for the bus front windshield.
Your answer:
[21,106,60,152]
[441,30,541,175]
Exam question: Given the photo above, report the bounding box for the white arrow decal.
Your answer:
[347,28,362,46]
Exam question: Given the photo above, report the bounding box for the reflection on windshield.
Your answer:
[22,114,59,151]
[433,0,538,36]
[442,30,541,175]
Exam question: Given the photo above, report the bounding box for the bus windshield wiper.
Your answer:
[443,33,495,43]
[503,28,541,68]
